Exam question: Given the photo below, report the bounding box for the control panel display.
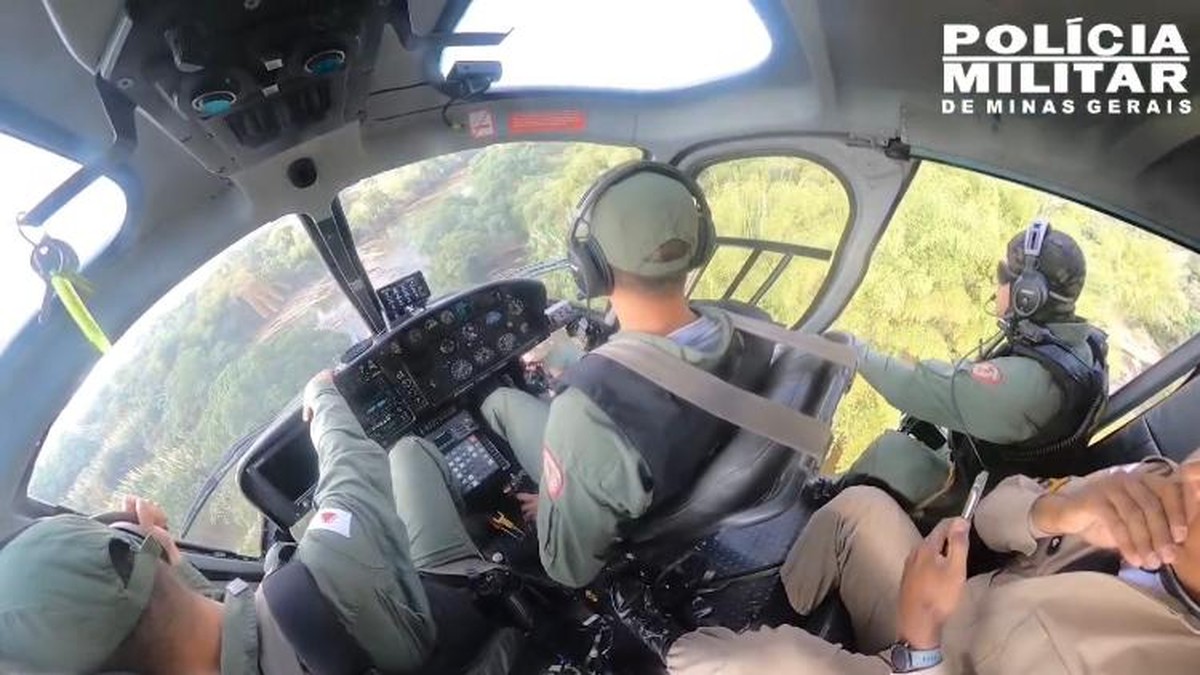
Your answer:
[424,410,508,494]
[335,279,549,447]
[377,271,432,323]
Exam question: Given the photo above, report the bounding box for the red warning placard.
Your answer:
[508,110,588,135]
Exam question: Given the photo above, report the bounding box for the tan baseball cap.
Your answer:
[589,169,704,278]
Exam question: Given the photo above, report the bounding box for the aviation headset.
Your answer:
[567,160,716,299]
[1010,218,1052,319]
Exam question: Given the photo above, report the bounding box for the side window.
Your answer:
[693,157,851,323]
[30,215,368,555]
[828,162,1200,472]
[0,133,126,349]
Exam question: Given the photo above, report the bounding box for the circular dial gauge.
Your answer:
[450,359,473,381]
[497,332,517,353]
[506,296,524,316]
[439,309,456,325]
[472,346,496,365]
[461,322,481,344]
[424,318,439,332]
[406,328,423,346]
[439,338,457,354]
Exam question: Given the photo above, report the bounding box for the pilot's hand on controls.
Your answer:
[897,517,969,650]
[1031,461,1200,570]
[515,492,539,523]
[302,369,337,423]
[120,495,182,566]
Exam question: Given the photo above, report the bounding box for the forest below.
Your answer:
[29,141,1200,554]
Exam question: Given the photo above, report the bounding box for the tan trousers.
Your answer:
[668,486,923,675]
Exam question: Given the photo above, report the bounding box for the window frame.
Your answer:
[686,149,858,328]
[2,113,139,519]
[20,211,363,557]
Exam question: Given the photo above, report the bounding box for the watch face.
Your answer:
[890,643,942,672]
[890,643,912,671]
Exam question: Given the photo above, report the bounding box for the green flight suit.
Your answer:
[845,322,1096,505]
[217,382,438,674]
[388,307,737,588]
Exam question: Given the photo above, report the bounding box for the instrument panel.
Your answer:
[335,279,549,447]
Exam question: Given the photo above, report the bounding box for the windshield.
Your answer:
[0,133,126,350]
[30,215,368,555]
[439,0,772,92]
[339,142,641,300]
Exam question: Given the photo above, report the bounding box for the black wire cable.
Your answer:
[368,81,430,96]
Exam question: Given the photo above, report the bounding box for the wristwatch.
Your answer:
[889,641,943,672]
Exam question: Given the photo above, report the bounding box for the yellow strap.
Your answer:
[49,274,111,353]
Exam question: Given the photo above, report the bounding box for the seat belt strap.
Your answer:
[260,560,376,675]
[726,313,858,370]
[595,340,830,460]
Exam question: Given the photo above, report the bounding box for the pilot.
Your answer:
[387,160,773,589]
[0,370,507,674]
[825,221,1108,511]
[669,456,1200,674]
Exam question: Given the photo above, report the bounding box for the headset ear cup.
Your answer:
[1012,272,1047,318]
[584,236,613,297]
[568,231,613,299]
[673,169,716,268]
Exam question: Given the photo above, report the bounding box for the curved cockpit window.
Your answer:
[0,133,126,351]
[29,215,367,555]
[339,142,642,302]
[439,0,773,92]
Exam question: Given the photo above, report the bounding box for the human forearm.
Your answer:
[305,378,401,528]
[856,348,964,431]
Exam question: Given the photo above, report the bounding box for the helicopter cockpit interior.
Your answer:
[1,0,1199,673]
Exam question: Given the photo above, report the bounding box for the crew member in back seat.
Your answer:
[0,370,510,675]
[670,455,1200,675]
[822,220,1108,512]
[387,160,772,589]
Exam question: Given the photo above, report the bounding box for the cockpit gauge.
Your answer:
[497,332,517,353]
[450,359,473,381]
[472,346,496,365]
[424,318,439,333]
[506,297,525,316]
[439,309,456,325]
[439,339,457,355]
[461,322,481,344]
[407,328,424,346]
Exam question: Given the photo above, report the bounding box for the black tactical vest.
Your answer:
[951,323,1109,483]
[557,328,773,510]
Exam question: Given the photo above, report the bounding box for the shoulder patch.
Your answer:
[542,445,566,500]
[308,507,352,538]
[970,362,1005,386]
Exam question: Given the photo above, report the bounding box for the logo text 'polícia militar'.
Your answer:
[942,20,1191,115]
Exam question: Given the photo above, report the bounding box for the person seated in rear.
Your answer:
[670,454,1200,674]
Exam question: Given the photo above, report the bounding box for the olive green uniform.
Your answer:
[0,382,438,674]
[389,306,736,588]
[223,381,438,673]
[845,322,1096,504]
